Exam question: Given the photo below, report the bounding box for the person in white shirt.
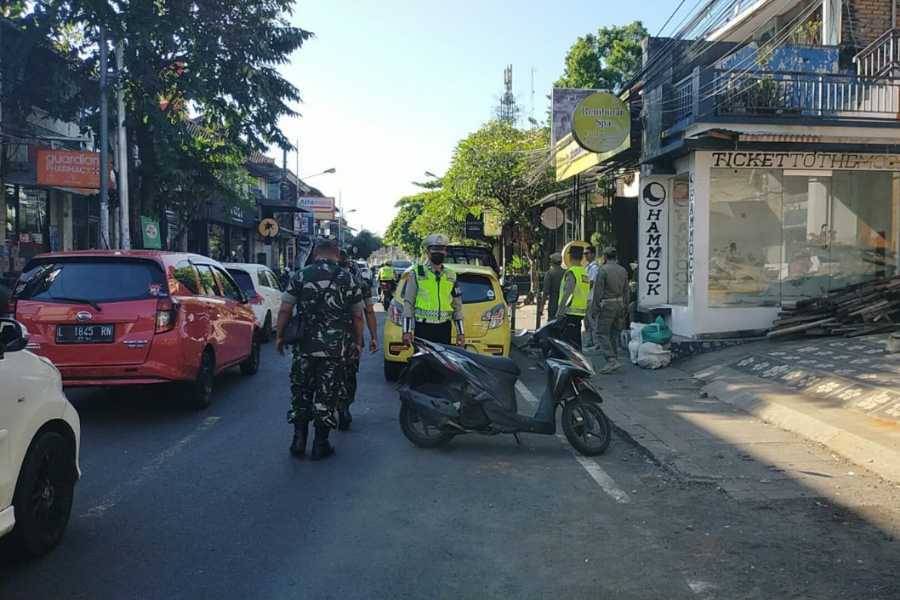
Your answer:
[583,245,600,350]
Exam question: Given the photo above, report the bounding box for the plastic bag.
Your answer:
[641,316,673,345]
[628,339,641,364]
[637,342,672,369]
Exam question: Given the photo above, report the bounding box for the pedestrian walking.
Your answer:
[275,239,364,460]
[583,245,600,350]
[401,233,465,347]
[541,253,564,321]
[586,247,629,373]
[338,249,378,431]
[556,245,590,350]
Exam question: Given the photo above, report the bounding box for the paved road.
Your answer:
[2,313,899,599]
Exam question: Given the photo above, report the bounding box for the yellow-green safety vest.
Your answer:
[379,266,395,281]
[414,265,457,323]
[559,265,590,317]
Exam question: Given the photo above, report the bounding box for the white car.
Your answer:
[224,263,285,342]
[0,318,80,557]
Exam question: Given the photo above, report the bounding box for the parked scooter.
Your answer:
[397,321,611,456]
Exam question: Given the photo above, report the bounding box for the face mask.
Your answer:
[430,252,445,264]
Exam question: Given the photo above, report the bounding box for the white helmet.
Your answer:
[423,233,450,248]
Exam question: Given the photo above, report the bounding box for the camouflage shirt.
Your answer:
[282,259,364,357]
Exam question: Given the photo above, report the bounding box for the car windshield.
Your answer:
[15,259,167,303]
[227,269,256,296]
[392,261,411,270]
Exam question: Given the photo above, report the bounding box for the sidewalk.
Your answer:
[512,332,900,508]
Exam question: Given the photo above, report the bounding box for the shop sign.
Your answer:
[710,151,900,171]
[551,88,599,149]
[483,210,502,237]
[638,178,669,308]
[464,214,484,240]
[571,92,630,156]
[35,149,102,189]
[298,196,335,212]
[313,211,336,221]
[141,217,162,249]
[555,133,601,181]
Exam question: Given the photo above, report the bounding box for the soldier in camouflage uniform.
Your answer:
[337,249,378,431]
[276,239,364,460]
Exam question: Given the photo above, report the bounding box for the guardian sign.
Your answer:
[638,178,669,308]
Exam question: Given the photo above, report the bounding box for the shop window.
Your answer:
[669,174,690,305]
[709,169,783,307]
[72,197,100,250]
[208,223,225,261]
[229,227,248,263]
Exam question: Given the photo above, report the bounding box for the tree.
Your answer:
[22,1,311,244]
[384,195,426,257]
[442,120,557,293]
[555,21,648,92]
[347,229,382,260]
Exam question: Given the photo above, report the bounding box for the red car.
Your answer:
[12,251,260,408]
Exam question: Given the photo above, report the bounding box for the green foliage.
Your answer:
[18,0,311,234]
[555,21,648,92]
[347,229,383,260]
[384,195,426,257]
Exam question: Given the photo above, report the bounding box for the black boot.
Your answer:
[289,421,309,458]
[337,407,352,431]
[310,426,335,461]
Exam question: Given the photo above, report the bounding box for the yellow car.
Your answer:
[383,264,512,381]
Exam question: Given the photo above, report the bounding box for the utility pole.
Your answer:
[99,27,110,248]
[116,41,130,249]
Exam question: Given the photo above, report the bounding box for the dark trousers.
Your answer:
[562,315,583,350]
[415,320,453,345]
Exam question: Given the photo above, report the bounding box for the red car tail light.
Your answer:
[155,298,178,333]
[249,292,264,305]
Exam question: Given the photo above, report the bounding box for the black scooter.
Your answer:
[397,320,611,456]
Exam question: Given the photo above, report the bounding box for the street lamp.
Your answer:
[301,167,336,179]
[424,171,439,179]
[340,208,357,246]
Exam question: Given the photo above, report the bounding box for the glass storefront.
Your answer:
[72,197,100,250]
[228,227,249,262]
[4,184,50,267]
[708,168,899,307]
[208,223,226,261]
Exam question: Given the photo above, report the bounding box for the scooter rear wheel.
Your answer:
[399,403,454,448]
[562,399,611,456]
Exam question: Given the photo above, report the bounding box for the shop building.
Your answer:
[186,199,257,263]
[636,0,900,337]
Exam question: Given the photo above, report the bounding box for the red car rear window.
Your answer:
[15,258,167,304]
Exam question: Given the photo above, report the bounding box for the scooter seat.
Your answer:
[466,352,521,377]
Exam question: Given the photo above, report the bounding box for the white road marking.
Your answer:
[516,380,630,504]
[82,416,221,518]
[686,579,717,596]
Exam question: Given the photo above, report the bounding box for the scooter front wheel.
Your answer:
[562,399,611,456]
[399,402,455,449]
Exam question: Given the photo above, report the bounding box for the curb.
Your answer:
[702,379,900,485]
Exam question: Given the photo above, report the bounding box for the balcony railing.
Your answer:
[711,70,900,119]
[854,28,900,77]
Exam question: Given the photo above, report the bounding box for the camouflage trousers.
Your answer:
[288,353,344,429]
[338,346,360,411]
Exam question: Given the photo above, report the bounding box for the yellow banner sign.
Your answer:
[555,134,600,181]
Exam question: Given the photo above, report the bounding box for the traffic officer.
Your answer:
[555,245,590,350]
[378,262,395,283]
[587,246,630,373]
[338,249,378,431]
[275,238,364,461]
[401,233,465,347]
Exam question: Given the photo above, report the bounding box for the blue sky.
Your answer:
[277,0,674,235]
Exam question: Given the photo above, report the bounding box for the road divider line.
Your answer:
[516,380,630,504]
[82,416,221,518]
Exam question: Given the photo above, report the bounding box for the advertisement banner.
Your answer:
[554,133,601,181]
[36,149,104,189]
[638,177,669,308]
[551,88,599,150]
[141,217,162,250]
[298,196,335,212]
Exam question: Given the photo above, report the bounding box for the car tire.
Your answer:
[240,338,261,376]
[184,348,215,409]
[384,359,403,382]
[10,430,76,558]
[261,312,272,343]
